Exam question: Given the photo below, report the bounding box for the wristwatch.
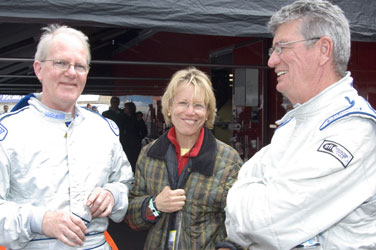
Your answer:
[148,196,160,217]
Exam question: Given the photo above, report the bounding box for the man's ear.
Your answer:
[318,36,333,66]
[33,61,43,82]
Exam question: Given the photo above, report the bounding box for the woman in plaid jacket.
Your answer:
[125,67,243,250]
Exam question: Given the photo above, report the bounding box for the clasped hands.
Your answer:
[41,187,114,247]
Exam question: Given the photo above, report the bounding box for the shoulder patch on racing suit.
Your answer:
[0,123,8,141]
[317,140,353,168]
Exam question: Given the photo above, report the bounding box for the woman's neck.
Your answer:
[176,131,200,149]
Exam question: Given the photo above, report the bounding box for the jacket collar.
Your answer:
[147,127,218,176]
[277,72,353,125]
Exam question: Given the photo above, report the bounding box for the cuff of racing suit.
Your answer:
[215,241,244,250]
[104,183,128,214]
[29,206,47,234]
[104,185,129,223]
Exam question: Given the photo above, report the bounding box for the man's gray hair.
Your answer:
[34,24,91,64]
[268,0,350,77]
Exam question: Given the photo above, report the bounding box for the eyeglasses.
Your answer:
[268,37,321,57]
[41,59,90,74]
[175,101,206,112]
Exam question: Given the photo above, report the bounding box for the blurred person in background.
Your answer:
[102,96,122,129]
[121,102,146,172]
[1,105,8,114]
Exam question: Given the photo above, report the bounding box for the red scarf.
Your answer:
[167,127,204,176]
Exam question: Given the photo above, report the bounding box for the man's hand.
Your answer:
[86,187,115,218]
[42,211,88,247]
[155,186,186,213]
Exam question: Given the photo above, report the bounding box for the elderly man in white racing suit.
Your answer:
[221,1,376,250]
[0,24,133,250]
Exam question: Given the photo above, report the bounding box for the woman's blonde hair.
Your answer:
[162,67,216,129]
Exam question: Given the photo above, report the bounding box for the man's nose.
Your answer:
[267,51,279,68]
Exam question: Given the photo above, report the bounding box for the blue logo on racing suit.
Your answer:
[105,119,120,136]
[317,140,353,168]
[0,123,8,141]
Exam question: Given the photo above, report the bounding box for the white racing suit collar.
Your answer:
[28,94,81,123]
[277,72,353,126]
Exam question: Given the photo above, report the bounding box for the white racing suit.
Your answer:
[225,72,376,249]
[0,94,134,249]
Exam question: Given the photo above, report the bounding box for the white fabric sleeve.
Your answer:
[0,144,46,248]
[225,118,376,249]
[104,142,134,223]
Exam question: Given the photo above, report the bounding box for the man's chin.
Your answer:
[58,94,80,106]
[276,84,285,94]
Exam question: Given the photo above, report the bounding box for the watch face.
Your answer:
[149,197,160,217]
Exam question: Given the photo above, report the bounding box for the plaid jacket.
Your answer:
[125,127,243,250]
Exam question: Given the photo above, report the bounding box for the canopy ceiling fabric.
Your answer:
[0,0,375,41]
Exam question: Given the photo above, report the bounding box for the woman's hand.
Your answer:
[155,186,186,213]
